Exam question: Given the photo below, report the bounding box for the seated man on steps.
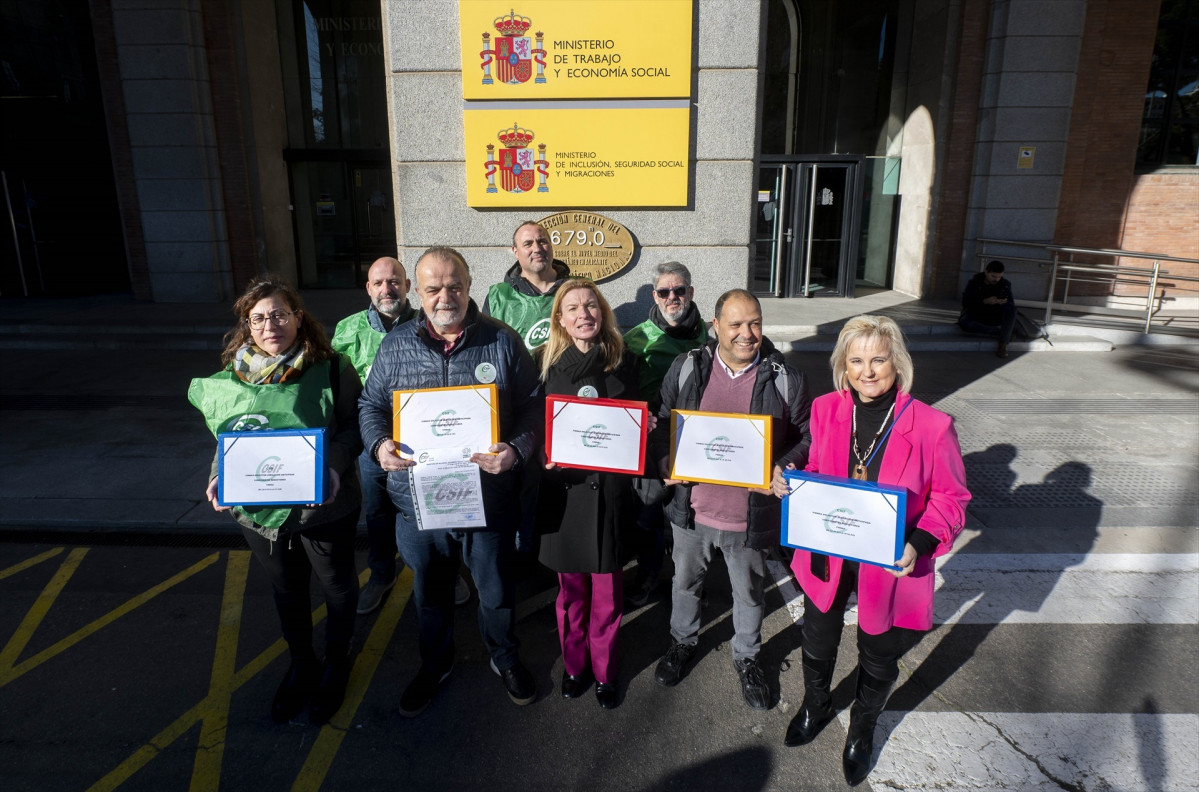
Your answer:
[958,259,1018,358]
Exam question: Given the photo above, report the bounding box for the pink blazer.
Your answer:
[789,390,970,633]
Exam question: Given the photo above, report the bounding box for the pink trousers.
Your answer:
[555,571,623,683]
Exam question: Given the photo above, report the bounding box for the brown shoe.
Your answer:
[996,343,1008,358]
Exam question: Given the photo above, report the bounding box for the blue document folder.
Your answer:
[781,470,907,570]
[217,428,326,507]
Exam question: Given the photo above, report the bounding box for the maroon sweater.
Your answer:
[689,356,756,532]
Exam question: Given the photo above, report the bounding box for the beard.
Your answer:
[661,301,688,323]
[428,302,463,331]
[374,295,402,317]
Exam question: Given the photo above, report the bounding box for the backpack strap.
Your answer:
[770,360,791,405]
[676,349,700,395]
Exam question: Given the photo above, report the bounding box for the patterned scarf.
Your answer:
[232,342,307,384]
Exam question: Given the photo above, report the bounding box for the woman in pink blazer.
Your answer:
[779,315,969,786]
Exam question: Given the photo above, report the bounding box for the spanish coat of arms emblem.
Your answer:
[479,9,547,85]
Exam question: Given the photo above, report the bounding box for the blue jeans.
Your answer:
[959,300,1017,345]
[393,487,520,672]
[359,450,400,582]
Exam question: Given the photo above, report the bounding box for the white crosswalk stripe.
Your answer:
[934,553,1199,625]
[866,711,1199,791]
[771,553,1199,626]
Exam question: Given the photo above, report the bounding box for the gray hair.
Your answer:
[830,315,914,394]
[415,246,471,286]
[652,261,692,288]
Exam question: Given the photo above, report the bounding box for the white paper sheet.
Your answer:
[219,430,322,505]
[409,447,488,530]
[548,398,645,473]
[669,411,770,487]
[394,385,497,457]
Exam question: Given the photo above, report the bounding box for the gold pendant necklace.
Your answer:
[851,401,895,481]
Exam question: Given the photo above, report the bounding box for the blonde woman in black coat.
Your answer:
[535,279,653,710]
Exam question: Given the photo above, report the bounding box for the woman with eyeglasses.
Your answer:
[188,275,362,725]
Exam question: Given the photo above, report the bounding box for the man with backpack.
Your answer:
[649,289,812,710]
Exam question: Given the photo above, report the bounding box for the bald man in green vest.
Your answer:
[482,220,571,349]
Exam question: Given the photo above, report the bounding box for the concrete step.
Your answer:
[771,332,1113,353]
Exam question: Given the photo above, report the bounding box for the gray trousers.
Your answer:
[669,522,767,661]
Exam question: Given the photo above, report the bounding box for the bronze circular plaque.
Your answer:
[538,212,635,283]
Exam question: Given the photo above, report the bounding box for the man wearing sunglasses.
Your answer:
[622,261,710,607]
[624,261,710,407]
[483,221,571,350]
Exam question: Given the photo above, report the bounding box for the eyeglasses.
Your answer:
[248,310,294,329]
[655,286,689,299]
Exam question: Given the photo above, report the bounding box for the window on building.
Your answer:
[1139,0,1199,167]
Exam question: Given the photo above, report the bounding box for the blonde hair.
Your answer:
[829,315,914,393]
[538,280,624,382]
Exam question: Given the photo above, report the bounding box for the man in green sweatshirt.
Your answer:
[483,220,571,350]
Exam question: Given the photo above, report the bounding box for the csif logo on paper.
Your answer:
[255,456,284,481]
[432,409,459,437]
[582,423,607,448]
[425,474,473,514]
[822,507,855,535]
[704,435,733,461]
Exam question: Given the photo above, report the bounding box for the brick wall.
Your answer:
[1052,0,1194,302]
[1119,172,1199,298]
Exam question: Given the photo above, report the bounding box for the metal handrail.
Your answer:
[977,239,1199,334]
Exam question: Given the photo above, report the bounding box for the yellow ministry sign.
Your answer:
[466,107,689,207]
[459,0,693,100]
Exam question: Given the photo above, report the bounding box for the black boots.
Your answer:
[783,652,836,746]
[842,665,896,786]
[309,643,353,725]
[271,644,353,724]
[271,648,320,723]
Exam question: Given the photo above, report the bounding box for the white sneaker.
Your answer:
[357,576,396,615]
[454,573,471,606]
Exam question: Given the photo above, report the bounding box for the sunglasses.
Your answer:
[655,286,689,299]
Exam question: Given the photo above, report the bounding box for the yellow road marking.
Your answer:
[292,568,414,792]
[90,564,409,791]
[0,551,220,688]
[0,547,88,675]
[0,547,64,580]
[190,550,250,792]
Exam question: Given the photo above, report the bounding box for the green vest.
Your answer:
[623,320,710,400]
[485,282,555,349]
[331,310,382,383]
[187,360,334,531]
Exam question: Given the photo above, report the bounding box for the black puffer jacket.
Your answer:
[359,301,543,532]
[649,338,812,550]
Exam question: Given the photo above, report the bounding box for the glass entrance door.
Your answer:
[753,160,861,297]
[288,160,396,288]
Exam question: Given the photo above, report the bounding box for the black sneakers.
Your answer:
[398,664,452,718]
[654,640,697,687]
[734,656,771,710]
[491,659,536,705]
